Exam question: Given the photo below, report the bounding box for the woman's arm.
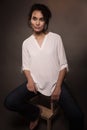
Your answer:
[51,68,67,101]
[23,70,37,93]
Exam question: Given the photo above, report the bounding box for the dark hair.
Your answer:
[28,3,52,32]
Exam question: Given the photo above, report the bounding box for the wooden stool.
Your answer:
[30,94,59,130]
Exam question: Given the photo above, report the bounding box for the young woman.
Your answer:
[4,3,84,130]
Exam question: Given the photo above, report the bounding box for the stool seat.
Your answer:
[37,104,53,119]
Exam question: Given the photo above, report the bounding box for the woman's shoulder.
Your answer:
[49,32,61,37]
[22,35,33,46]
[49,32,61,39]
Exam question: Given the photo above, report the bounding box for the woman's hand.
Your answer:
[51,85,61,101]
[27,79,37,93]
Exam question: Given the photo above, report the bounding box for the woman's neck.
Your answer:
[33,31,48,38]
[33,31,49,47]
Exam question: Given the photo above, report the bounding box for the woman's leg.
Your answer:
[58,82,84,130]
[4,81,40,122]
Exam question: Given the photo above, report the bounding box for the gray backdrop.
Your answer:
[0,0,87,130]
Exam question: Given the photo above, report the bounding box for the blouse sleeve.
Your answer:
[57,36,69,72]
[22,42,31,71]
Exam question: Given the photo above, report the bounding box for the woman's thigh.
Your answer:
[4,81,38,110]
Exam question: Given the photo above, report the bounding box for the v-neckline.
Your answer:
[32,32,49,49]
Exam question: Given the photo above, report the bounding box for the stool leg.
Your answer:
[47,119,51,130]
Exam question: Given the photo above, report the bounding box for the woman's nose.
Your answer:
[36,20,40,25]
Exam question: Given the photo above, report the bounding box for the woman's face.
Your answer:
[30,10,45,33]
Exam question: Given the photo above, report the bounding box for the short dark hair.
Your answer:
[28,3,52,32]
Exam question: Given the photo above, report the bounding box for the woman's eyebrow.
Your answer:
[32,15,44,19]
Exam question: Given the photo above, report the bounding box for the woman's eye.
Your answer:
[32,16,44,22]
[40,18,44,21]
[32,17,37,20]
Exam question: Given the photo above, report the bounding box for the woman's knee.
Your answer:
[4,92,18,110]
[4,82,27,110]
[4,94,13,110]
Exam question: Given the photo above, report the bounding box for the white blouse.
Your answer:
[22,32,68,96]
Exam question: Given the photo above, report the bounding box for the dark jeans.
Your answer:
[4,81,84,130]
